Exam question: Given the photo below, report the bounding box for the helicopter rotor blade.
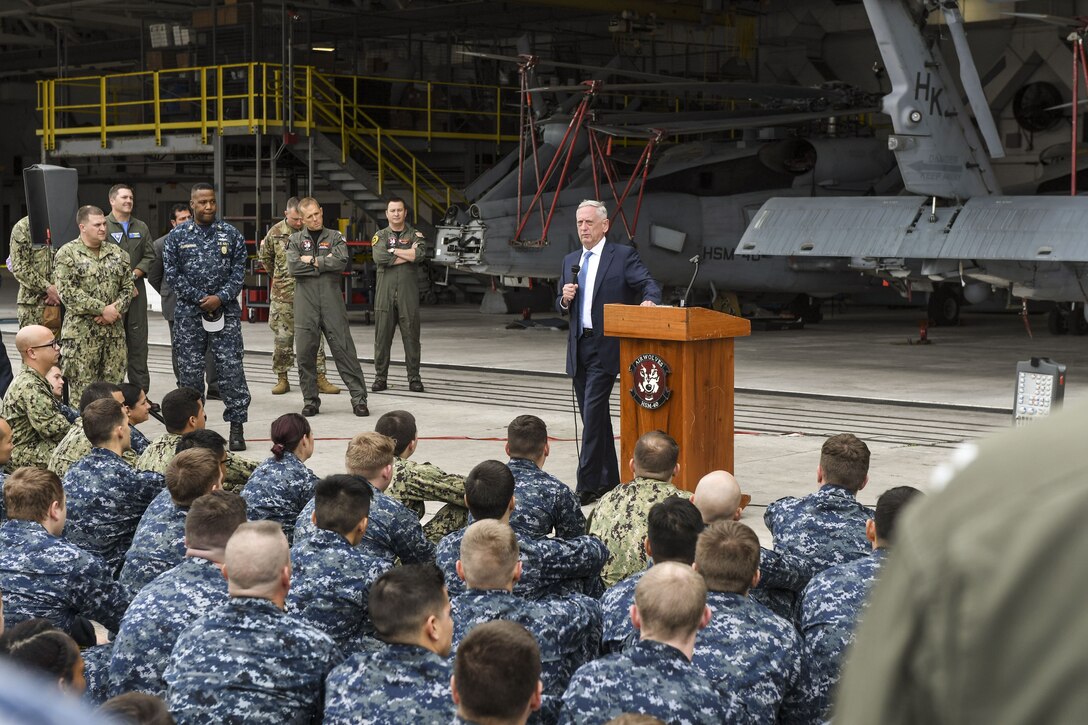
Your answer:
[587,106,881,137]
[456,49,694,83]
[525,80,848,101]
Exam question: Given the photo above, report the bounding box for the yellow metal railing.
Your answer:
[38,62,521,147]
[37,62,523,219]
[298,67,468,218]
[38,63,269,148]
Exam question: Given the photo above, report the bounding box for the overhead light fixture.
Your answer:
[312,44,335,52]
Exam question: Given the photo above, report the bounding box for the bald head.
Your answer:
[223,521,290,603]
[15,325,53,356]
[15,325,59,374]
[693,471,744,524]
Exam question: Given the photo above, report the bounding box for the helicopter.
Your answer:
[737,0,1088,334]
[431,51,904,321]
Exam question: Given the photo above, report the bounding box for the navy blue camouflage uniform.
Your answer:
[62,447,165,574]
[599,569,645,654]
[452,588,601,724]
[241,451,319,543]
[760,484,874,621]
[287,527,392,651]
[323,642,455,725]
[294,483,435,565]
[602,552,816,657]
[437,526,607,600]
[109,556,229,697]
[506,457,586,538]
[0,518,128,634]
[558,638,728,725]
[799,548,887,721]
[58,401,79,424]
[693,590,806,724]
[162,219,251,423]
[117,488,188,598]
[765,485,875,568]
[164,596,341,724]
[81,643,114,706]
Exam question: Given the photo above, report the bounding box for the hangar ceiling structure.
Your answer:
[0,0,773,81]
[2,0,1086,246]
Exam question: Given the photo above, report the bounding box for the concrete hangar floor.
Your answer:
[3,272,1080,544]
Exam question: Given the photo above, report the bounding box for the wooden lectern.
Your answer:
[603,304,751,493]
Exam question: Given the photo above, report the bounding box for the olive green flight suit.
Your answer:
[285,227,368,408]
[106,213,154,393]
[257,218,329,376]
[371,224,425,384]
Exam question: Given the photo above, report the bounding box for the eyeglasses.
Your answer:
[30,340,60,350]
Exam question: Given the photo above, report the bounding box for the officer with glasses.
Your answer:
[1,326,72,468]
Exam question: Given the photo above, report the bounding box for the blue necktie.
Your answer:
[577,249,593,328]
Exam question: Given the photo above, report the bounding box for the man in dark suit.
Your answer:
[557,200,661,505]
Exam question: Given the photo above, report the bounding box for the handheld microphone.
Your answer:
[680,255,700,308]
[569,264,580,303]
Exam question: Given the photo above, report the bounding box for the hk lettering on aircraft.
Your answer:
[914,72,943,115]
[703,246,760,262]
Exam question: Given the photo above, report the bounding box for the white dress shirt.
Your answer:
[580,240,605,330]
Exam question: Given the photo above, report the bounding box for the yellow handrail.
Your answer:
[300,67,462,216]
[38,61,747,219]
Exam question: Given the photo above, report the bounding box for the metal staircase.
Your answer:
[292,130,387,219]
[291,68,464,234]
[37,63,492,232]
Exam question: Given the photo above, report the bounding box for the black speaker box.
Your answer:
[23,164,79,247]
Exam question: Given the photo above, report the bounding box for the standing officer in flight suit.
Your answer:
[105,183,155,402]
[371,197,426,393]
[286,197,370,418]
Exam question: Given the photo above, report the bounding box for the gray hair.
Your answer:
[577,199,608,220]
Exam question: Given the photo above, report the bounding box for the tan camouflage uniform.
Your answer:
[258,219,328,377]
[587,476,692,586]
[48,417,140,479]
[8,216,59,328]
[53,238,134,403]
[2,366,73,469]
[137,431,256,493]
[387,458,468,542]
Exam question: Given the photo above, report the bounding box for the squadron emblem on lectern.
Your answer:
[629,353,672,410]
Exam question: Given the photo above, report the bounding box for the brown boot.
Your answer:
[316,375,341,395]
[271,373,290,395]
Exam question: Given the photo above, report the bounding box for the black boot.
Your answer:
[229,422,246,452]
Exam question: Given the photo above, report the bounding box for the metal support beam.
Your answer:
[255,131,262,237]
[270,144,277,224]
[307,134,314,197]
[213,132,226,216]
